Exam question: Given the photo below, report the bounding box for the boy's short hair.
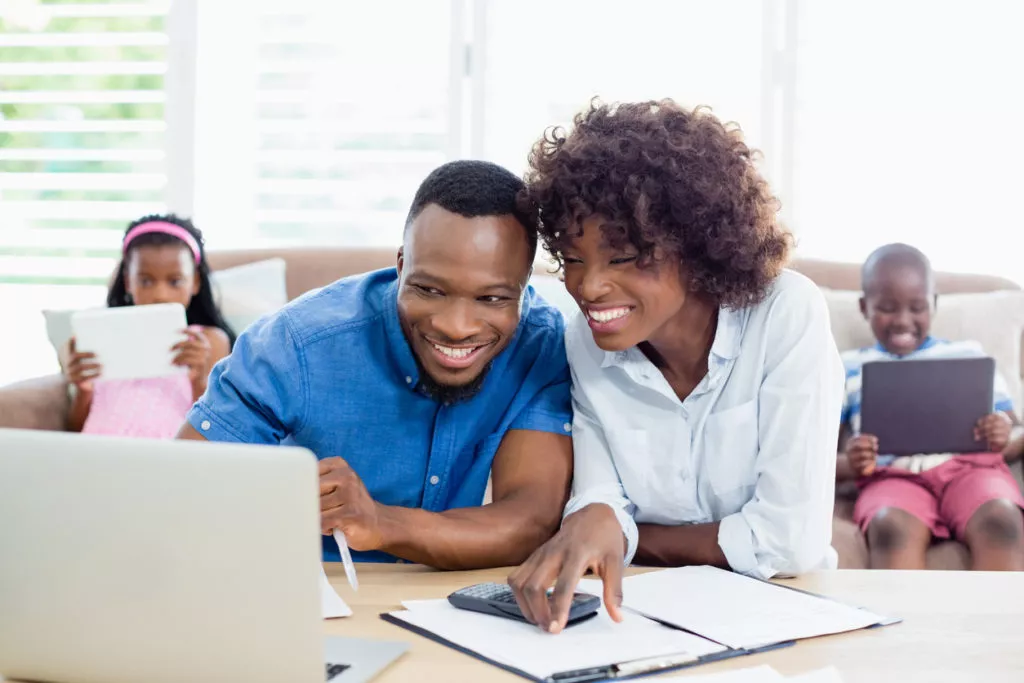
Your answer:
[861,243,934,293]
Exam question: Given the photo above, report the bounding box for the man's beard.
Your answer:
[412,354,492,405]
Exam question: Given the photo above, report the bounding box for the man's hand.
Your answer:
[844,433,878,477]
[507,503,626,634]
[975,412,1012,452]
[319,456,384,552]
[64,336,101,393]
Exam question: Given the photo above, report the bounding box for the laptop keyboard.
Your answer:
[326,663,351,680]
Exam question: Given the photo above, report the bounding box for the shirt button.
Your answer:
[200,420,211,431]
[405,376,412,384]
[429,475,440,485]
[562,422,572,433]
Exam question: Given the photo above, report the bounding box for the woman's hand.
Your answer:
[507,503,626,634]
[63,336,101,393]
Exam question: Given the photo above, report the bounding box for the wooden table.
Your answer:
[324,564,1024,682]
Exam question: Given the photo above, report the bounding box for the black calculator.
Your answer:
[447,582,601,627]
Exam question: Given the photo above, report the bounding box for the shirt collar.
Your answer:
[382,278,422,391]
[599,303,746,370]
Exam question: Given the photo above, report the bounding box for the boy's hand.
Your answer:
[975,412,1012,452]
[845,433,878,476]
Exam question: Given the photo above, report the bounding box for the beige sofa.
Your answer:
[2,248,1021,570]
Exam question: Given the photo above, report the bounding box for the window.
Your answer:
[481,0,768,176]
[789,0,1024,279]
[1,0,173,385]
[191,0,457,248]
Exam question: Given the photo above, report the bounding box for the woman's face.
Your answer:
[561,217,688,352]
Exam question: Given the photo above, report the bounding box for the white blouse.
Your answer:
[562,270,844,579]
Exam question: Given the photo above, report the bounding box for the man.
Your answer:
[178,161,573,569]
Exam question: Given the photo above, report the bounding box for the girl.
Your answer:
[63,214,235,438]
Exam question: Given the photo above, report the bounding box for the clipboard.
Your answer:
[379,611,794,683]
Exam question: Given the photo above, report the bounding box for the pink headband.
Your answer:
[122,221,201,265]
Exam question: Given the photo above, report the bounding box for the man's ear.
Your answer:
[858,296,868,319]
[933,293,939,312]
[396,247,404,277]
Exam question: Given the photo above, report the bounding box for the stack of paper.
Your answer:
[663,665,844,682]
[579,566,887,649]
[388,598,726,681]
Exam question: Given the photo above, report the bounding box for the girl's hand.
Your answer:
[172,327,213,383]
[64,336,101,393]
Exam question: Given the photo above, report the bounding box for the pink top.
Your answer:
[82,374,194,439]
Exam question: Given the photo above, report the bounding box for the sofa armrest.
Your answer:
[0,374,70,431]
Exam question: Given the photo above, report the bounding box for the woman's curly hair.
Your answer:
[520,98,793,308]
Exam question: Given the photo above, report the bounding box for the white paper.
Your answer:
[660,664,785,682]
[787,667,845,683]
[608,566,885,650]
[320,565,352,619]
[659,665,844,682]
[390,598,724,680]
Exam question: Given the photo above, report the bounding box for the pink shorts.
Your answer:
[853,453,1024,540]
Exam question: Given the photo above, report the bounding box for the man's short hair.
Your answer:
[404,160,538,261]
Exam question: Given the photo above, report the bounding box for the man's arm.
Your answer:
[373,429,572,570]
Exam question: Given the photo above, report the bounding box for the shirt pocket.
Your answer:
[703,400,759,516]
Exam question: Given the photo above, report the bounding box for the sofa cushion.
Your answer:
[210,258,288,335]
[822,288,1024,407]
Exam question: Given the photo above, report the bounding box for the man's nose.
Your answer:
[432,300,483,342]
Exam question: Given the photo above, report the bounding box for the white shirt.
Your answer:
[563,270,845,579]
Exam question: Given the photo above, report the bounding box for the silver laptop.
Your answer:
[0,428,406,683]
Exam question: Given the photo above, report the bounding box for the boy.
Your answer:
[837,243,1024,570]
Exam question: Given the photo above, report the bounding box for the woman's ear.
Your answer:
[191,270,201,297]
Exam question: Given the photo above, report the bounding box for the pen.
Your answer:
[333,529,359,591]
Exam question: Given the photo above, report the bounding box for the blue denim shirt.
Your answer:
[187,268,572,561]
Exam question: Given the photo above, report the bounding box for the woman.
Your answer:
[508,99,844,633]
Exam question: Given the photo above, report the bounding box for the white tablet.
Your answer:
[71,303,189,381]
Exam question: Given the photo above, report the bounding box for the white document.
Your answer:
[71,303,189,381]
[391,598,725,681]
[597,566,885,650]
[660,664,785,682]
[320,565,352,619]
[659,665,844,682]
[786,667,845,683]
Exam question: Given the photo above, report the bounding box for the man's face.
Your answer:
[860,263,935,356]
[397,204,532,402]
